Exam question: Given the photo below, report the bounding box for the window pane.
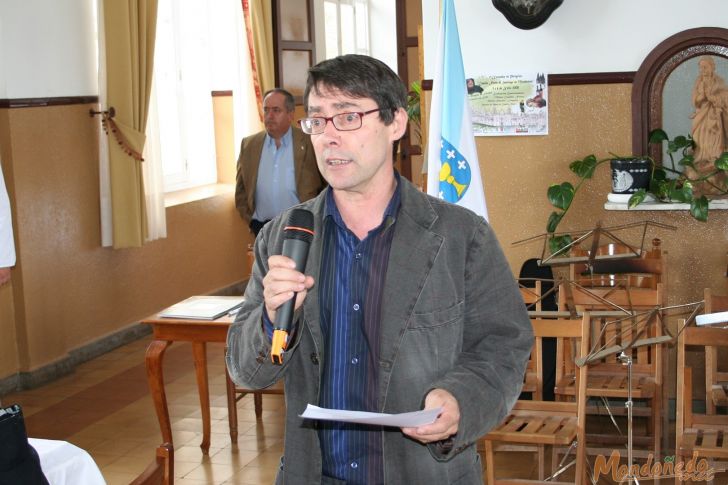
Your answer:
[354,1,368,54]
[155,0,217,192]
[324,1,339,58]
[280,50,311,97]
[280,0,310,41]
[340,4,355,55]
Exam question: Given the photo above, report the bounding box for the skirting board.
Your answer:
[0,322,151,396]
[0,280,248,397]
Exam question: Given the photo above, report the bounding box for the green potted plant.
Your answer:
[546,129,728,254]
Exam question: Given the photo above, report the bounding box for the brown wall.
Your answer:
[0,100,252,382]
[482,83,728,308]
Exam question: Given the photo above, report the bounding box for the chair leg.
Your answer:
[651,391,661,461]
[484,440,496,484]
[225,369,238,443]
[254,392,263,418]
[537,445,545,481]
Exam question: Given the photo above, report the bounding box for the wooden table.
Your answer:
[141,312,234,453]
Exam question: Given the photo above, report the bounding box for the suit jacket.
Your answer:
[226,177,533,484]
[235,127,323,224]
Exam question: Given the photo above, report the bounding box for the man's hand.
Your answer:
[0,267,10,286]
[262,255,314,322]
[401,388,460,444]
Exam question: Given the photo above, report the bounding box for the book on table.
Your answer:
[159,295,245,320]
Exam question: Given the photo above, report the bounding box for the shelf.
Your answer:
[605,199,728,211]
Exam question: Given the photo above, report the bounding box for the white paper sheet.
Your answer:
[300,404,442,427]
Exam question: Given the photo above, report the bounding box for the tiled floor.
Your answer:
[3,336,284,485]
[3,335,727,484]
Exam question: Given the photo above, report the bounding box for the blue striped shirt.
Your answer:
[317,176,401,485]
[252,127,300,221]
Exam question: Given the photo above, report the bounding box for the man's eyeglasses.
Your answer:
[298,108,391,135]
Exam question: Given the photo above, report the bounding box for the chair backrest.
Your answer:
[700,288,728,414]
[515,316,589,483]
[569,238,666,290]
[558,281,664,314]
[129,443,173,485]
[519,280,542,312]
[675,321,728,454]
[525,316,589,404]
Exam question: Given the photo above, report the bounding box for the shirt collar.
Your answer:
[265,126,292,148]
[324,171,402,233]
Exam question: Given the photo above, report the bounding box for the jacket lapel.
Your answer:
[291,127,307,181]
[379,183,443,382]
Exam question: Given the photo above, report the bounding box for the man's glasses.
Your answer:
[298,108,391,135]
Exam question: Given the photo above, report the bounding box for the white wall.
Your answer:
[422,0,728,79]
[0,0,97,99]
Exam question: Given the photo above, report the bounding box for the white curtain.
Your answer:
[142,81,167,240]
[97,0,112,247]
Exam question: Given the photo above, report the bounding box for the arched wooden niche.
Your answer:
[632,27,728,161]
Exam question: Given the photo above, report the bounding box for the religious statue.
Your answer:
[684,56,728,196]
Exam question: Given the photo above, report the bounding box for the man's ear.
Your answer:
[390,107,409,142]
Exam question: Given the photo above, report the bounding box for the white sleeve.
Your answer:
[0,162,16,268]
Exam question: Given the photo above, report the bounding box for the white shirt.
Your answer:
[0,161,16,268]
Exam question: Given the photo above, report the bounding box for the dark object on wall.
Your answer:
[0,404,50,485]
[492,0,563,30]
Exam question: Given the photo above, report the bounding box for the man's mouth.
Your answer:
[327,159,351,166]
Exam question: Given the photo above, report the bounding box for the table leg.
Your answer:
[145,339,174,446]
[192,341,211,453]
[225,367,238,444]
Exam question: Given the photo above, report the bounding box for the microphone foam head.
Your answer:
[284,209,315,243]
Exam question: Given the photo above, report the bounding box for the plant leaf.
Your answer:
[569,155,598,179]
[547,182,574,210]
[548,234,573,256]
[715,152,728,171]
[690,196,709,222]
[673,135,691,149]
[628,190,647,208]
[669,183,692,203]
[648,129,668,144]
[546,211,564,234]
[678,154,695,169]
[652,167,667,182]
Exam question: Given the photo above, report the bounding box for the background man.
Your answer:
[227,55,532,484]
[235,88,324,236]
[0,161,15,287]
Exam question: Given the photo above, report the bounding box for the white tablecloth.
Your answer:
[29,438,106,485]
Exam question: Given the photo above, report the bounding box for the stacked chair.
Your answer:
[675,317,728,484]
[702,288,728,414]
[554,239,667,461]
[481,315,589,484]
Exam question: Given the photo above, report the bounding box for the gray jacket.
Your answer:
[226,177,533,484]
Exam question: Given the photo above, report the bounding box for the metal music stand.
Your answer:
[575,303,703,484]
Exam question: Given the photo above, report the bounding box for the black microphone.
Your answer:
[271,208,315,364]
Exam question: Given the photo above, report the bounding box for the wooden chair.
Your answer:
[225,370,284,441]
[675,320,728,483]
[703,288,728,414]
[519,280,542,398]
[129,443,173,485]
[555,284,665,459]
[223,245,285,443]
[481,316,589,484]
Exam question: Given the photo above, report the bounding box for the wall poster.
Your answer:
[466,73,548,136]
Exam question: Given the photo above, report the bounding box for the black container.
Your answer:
[610,158,651,194]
